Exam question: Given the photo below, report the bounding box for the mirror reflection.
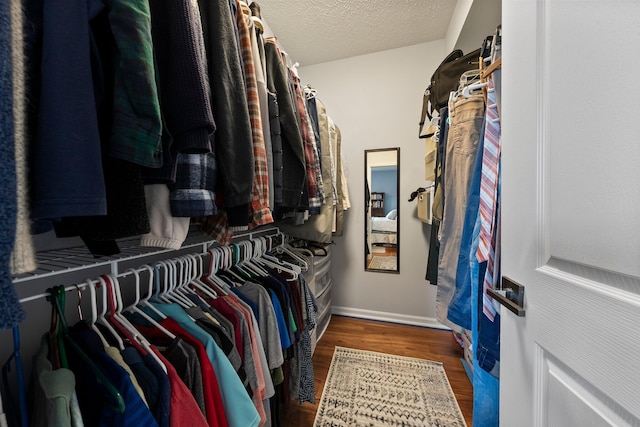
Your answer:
[365,148,400,273]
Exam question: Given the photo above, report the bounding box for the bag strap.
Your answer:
[418,87,433,139]
[419,50,464,138]
[440,49,464,67]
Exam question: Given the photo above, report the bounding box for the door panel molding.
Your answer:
[533,268,640,419]
[545,352,637,426]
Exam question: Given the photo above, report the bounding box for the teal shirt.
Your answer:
[150,303,260,427]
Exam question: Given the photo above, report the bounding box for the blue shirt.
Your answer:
[151,303,260,427]
[68,324,158,427]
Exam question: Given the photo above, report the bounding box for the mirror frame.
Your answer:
[365,147,400,274]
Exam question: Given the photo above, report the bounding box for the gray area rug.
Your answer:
[314,346,467,427]
[368,255,397,270]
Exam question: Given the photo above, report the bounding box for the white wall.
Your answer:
[445,0,474,52]
[299,40,448,327]
[454,0,502,54]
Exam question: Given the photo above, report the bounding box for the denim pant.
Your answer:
[470,213,500,425]
[436,93,485,330]
[446,117,485,330]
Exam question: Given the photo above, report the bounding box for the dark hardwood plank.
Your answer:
[282,315,474,426]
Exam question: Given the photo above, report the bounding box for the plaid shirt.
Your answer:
[291,71,324,213]
[106,0,163,168]
[199,0,275,241]
[170,153,217,217]
[238,1,272,228]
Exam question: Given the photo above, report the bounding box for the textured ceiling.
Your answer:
[254,0,457,66]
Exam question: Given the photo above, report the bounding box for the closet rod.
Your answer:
[13,226,282,285]
[16,226,283,303]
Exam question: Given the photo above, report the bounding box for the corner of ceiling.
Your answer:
[445,0,502,54]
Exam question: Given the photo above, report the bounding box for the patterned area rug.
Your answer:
[314,347,467,427]
[368,255,397,270]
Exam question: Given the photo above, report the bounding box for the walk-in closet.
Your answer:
[2,0,639,426]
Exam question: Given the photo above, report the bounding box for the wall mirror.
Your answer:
[365,148,400,273]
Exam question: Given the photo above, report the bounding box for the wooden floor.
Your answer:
[281,315,473,426]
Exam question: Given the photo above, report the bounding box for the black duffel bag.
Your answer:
[419,48,480,138]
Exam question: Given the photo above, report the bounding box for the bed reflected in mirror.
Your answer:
[365,148,399,273]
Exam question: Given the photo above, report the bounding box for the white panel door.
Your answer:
[501,1,640,426]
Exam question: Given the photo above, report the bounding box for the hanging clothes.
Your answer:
[9,0,36,276]
[25,0,107,222]
[236,1,273,230]
[197,0,254,231]
[264,39,306,215]
[435,79,485,332]
[0,0,23,329]
[278,98,335,243]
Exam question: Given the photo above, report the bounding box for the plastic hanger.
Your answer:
[123,268,176,339]
[462,81,487,98]
[278,241,309,271]
[48,286,126,413]
[304,85,317,99]
[243,240,270,276]
[220,245,246,283]
[105,275,168,374]
[138,264,169,320]
[95,276,125,350]
[174,255,200,298]
[154,260,173,304]
[170,258,197,308]
[234,241,266,278]
[253,237,290,270]
[155,260,197,321]
[203,248,232,295]
[190,250,219,300]
[155,260,189,307]
[180,254,212,301]
[2,326,28,427]
[87,278,111,348]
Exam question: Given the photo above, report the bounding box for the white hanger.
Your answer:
[106,274,167,374]
[123,268,176,339]
[190,250,219,300]
[256,237,301,279]
[206,247,232,294]
[86,278,110,348]
[154,260,174,305]
[462,81,488,98]
[237,240,268,277]
[175,255,203,304]
[95,276,125,350]
[167,258,196,308]
[304,85,317,99]
[137,264,168,320]
[280,243,309,271]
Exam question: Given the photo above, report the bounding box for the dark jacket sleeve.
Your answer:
[265,41,306,211]
[197,0,253,217]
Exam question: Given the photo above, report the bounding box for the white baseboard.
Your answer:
[331,306,450,330]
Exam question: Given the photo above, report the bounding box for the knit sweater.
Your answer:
[9,0,36,275]
[0,0,25,329]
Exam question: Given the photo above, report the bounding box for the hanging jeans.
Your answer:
[447,118,485,330]
[436,93,485,331]
[470,213,499,426]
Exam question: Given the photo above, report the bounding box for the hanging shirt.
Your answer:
[236,282,284,369]
[159,339,207,419]
[30,334,84,427]
[152,303,260,427]
[268,289,291,350]
[148,347,209,427]
[133,321,221,427]
[67,324,158,427]
[121,346,161,420]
